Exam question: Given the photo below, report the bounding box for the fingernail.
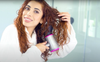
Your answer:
[58,15,61,16]
[62,17,66,18]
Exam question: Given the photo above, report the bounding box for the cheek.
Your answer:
[22,10,27,17]
[22,11,25,17]
[22,11,26,21]
[35,14,43,21]
[23,10,26,14]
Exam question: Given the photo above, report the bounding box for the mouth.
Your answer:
[24,17,33,22]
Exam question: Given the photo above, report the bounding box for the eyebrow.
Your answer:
[26,5,41,12]
[26,5,31,8]
[34,8,40,11]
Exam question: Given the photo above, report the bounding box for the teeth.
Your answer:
[25,18,32,21]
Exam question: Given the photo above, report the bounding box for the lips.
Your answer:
[24,17,33,22]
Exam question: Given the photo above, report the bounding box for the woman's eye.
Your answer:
[25,7,30,10]
[34,10,39,14]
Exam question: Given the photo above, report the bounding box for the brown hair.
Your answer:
[14,0,68,61]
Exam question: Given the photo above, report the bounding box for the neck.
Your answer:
[26,27,35,37]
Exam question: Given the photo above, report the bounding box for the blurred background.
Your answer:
[0,0,100,62]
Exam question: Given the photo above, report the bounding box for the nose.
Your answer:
[27,11,32,17]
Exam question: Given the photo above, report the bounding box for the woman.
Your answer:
[0,0,77,62]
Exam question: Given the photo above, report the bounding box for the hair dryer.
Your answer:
[45,26,59,52]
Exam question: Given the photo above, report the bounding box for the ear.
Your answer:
[39,19,43,24]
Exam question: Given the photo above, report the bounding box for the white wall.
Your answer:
[0,1,24,40]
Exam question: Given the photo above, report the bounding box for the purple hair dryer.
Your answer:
[45,26,59,52]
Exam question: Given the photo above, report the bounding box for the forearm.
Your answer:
[67,23,71,34]
[0,43,42,62]
[18,46,42,62]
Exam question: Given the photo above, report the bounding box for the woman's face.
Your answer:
[22,1,43,28]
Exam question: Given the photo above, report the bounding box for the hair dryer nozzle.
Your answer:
[45,33,59,52]
[51,48,59,52]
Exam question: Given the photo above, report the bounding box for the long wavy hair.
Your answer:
[14,0,69,61]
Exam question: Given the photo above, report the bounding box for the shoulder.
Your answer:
[3,24,17,34]
[0,24,18,43]
[1,24,18,39]
[4,24,16,31]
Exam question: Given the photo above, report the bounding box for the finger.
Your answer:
[58,14,70,17]
[57,12,59,14]
[42,46,49,53]
[58,12,70,17]
[46,46,49,49]
[61,17,70,20]
[61,18,68,21]
[42,41,47,45]
[62,17,67,19]
[59,12,69,15]
[61,18,70,22]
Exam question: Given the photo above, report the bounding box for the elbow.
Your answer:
[60,54,68,58]
[74,38,78,47]
[74,40,78,47]
[58,50,70,58]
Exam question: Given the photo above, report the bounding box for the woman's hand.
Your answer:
[58,12,71,34]
[36,41,49,53]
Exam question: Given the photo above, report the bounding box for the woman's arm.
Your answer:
[48,12,77,59]
[58,12,71,34]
